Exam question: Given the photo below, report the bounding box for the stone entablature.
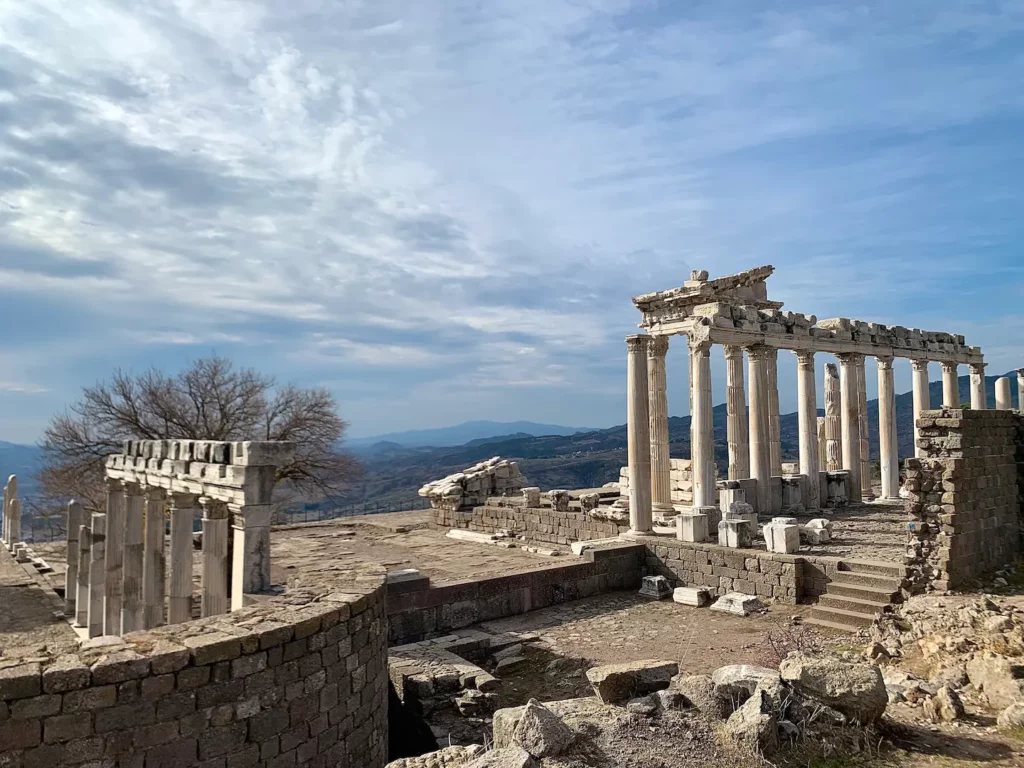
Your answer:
[418,457,524,511]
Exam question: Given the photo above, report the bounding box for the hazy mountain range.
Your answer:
[346,420,597,452]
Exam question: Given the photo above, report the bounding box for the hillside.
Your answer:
[0,441,42,497]
[346,420,595,451]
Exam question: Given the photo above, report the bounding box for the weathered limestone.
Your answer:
[724,345,750,481]
[647,336,673,516]
[231,503,274,610]
[690,339,716,509]
[766,349,782,477]
[763,517,800,554]
[75,522,90,628]
[912,360,931,458]
[718,518,752,548]
[64,501,83,617]
[8,499,22,560]
[2,475,17,551]
[673,586,711,607]
[995,377,1012,410]
[876,357,899,500]
[143,489,166,628]
[121,482,146,634]
[168,493,195,624]
[1018,370,1024,411]
[87,512,106,638]
[970,363,987,410]
[795,352,820,509]
[746,345,772,513]
[104,480,125,636]
[942,362,961,408]
[816,417,827,475]
[200,497,230,617]
[823,363,842,471]
[626,335,653,535]
[855,355,873,501]
[837,354,862,502]
[420,458,524,511]
[676,510,709,543]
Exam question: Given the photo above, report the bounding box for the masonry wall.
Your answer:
[0,571,389,768]
[434,504,626,546]
[904,408,1023,591]
[387,544,645,644]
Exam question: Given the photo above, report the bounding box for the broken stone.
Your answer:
[710,592,764,617]
[455,689,498,717]
[511,699,574,758]
[586,659,679,704]
[626,695,659,716]
[723,689,779,755]
[671,674,734,719]
[493,644,524,662]
[654,689,684,711]
[711,665,781,697]
[923,685,965,723]
[465,746,536,768]
[495,656,528,673]
[966,654,1024,709]
[672,586,711,607]
[638,575,673,600]
[997,702,1024,728]
[779,652,887,723]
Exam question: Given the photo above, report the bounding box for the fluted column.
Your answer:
[877,356,899,500]
[724,345,749,480]
[647,336,673,517]
[64,501,83,617]
[911,360,931,458]
[168,493,196,624]
[2,475,16,550]
[690,339,716,509]
[941,362,960,408]
[200,497,230,617]
[143,489,166,628]
[747,345,772,513]
[104,480,126,636]
[996,377,1012,410]
[121,483,146,634]
[767,349,782,477]
[823,363,842,471]
[625,335,653,535]
[88,512,106,638]
[796,352,821,509]
[837,354,862,502]
[75,521,90,629]
[855,356,873,501]
[969,363,987,410]
[817,417,827,473]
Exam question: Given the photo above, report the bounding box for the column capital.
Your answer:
[876,355,894,370]
[144,487,166,503]
[723,344,744,360]
[745,343,771,362]
[625,334,651,353]
[824,361,839,378]
[648,336,669,358]
[105,477,123,493]
[941,361,958,374]
[167,491,196,509]
[198,496,229,519]
[911,359,930,373]
[796,351,816,370]
[970,362,987,375]
[122,480,144,497]
[835,352,862,365]
[687,337,712,356]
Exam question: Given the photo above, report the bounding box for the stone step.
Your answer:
[829,570,902,589]
[808,605,876,629]
[826,581,900,603]
[837,559,906,578]
[803,616,862,634]
[818,594,892,616]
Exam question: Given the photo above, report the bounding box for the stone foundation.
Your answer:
[434,503,626,546]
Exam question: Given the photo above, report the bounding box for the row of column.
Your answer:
[69,483,275,637]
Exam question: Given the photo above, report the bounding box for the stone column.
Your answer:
[724,345,750,480]
[231,504,275,610]
[690,339,716,509]
[64,501,83,617]
[911,360,930,459]
[877,357,899,500]
[104,480,126,636]
[647,336,673,517]
[121,483,145,634]
[1,475,14,550]
[767,349,782,477]
[6,499,20,554]
[201,497,231,617]
[823,364,842,471]
[75,522,90,628]
[168,493,196,625]
[855,356,873,501]
[969,363,987,410]
[796,352,821,509]
[837,354,862,503]
[996,377,1012,410]
[626,335,653,535]
[143,489,166,629]
[88,512,106,638]
[1018,369,1024,410]
[746,345,772,513]
[942,362,960,408]
[817,417,827,472]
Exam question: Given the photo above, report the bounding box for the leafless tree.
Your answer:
[37,356,360,518]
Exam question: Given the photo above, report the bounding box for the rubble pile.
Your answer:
[419,458,525,511]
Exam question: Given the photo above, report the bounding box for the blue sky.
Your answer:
[1,1,1023,444]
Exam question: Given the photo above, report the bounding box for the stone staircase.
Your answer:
[806,560,905,632]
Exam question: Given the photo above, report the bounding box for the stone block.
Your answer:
[638,576,672,600]
[710,592,765,616]
[763,521,800,554]
[718,519,752,549]
[672,587,711,607]
[676,512,708,543]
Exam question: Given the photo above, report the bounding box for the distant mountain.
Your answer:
[346,420,598,452]
[0,441,43,497]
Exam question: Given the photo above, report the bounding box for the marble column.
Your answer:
[767,349,782,477]
[75,522,90,628]
[6,499,20,554]
[824,364,842,471]
[855,356,873,501]
[88,512,106,638]
[877,357,899,500]
[996,377,1012,410]
[121,483,146,634]
[970,363,988,410]
[647,336,673,517]
[942,362,961,408]
[817,417,827,473]
[626,335,653,535]
[64,501,83,617]
[231,504,274,610]
[690,339,716,509]
[104,480,126,636]
[746,345,772,513]
[837,354,862,503]
[168,493,196,625]
[796,352,821,509]
[143,489,166,629]
[1018,369,1024,410]
[724,345,750,480]
[200,497,230,617]
[911,360,930,459]
[1,475,14,550]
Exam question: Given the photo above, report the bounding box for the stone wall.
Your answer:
[434,503,626,546]
[387,544,645,644]
[904,408,1023,591]
[0,568,389,768]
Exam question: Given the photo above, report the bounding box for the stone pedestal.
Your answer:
[796,352,820,509]
[64,501,83,617]
[970,363,987,410]
[717,486,746,516]
[231,503,274,610]
[718,518,752,548]
[877,356,899,500]
[201,498,230,618]
[837,354,862,502]
[121,484,146,634]
[88,512,106,639]
[638,575,673,600]
[942,362,960,408]
[690,339,716,509]
[780,475,806,514]
[625,336,653,535]
[676,511,709,543]
[823,364,842,471]
[104,481,126,636]
[763,518,800,554]
[522,487,541,507]
[996,377,1012,410]
[724,346,749,481]
[168,494,195,625]
[746,345,772,514]
[912,360,931,459]
[824,471,850,508]
[647,337,673,517]
[143,490,166,628]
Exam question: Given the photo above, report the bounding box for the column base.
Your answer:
[621,528,653,539]
[652,502,677,519]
